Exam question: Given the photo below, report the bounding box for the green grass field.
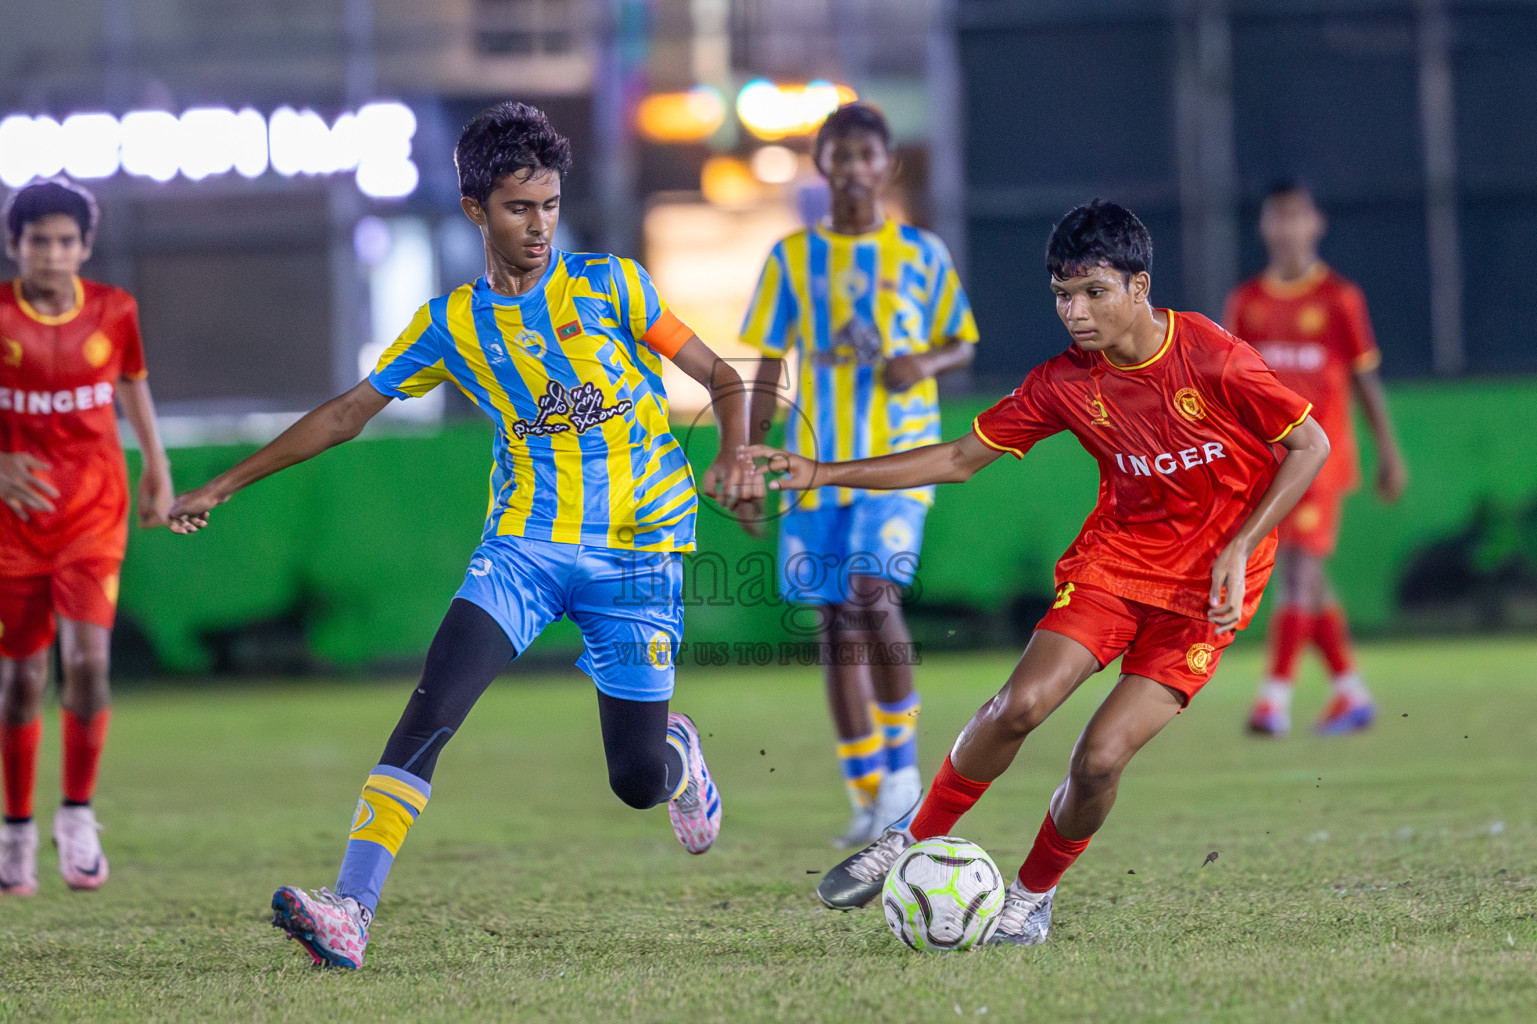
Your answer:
[3,638,1537,1022]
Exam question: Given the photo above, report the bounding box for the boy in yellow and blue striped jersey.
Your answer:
[741,104,979,848]
[168,103,756,969]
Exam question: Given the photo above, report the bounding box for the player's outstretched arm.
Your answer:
[1352,367,1407,503]
[744,431,1001,493]
[883,338,976,392]
[167,380,391,534]
[667,336,763,508]
[116,378,174,528]
[1208,416,1330,633]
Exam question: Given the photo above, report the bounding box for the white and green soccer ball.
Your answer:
[881,836,1005,952]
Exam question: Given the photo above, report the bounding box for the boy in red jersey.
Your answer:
[0,180,173,895]
[751,200,1328,945]
[1225,181,1407,737]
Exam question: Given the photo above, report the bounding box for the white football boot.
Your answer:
[0,820,39,895]
[52,806,108,890]
[989,880,1055,946]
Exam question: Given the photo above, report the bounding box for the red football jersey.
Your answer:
[973,310,1312,628]
[1223,265,1378,493]
[0,277,147,573]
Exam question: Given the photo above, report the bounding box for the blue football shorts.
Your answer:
[777,492,927,606]
[454,534,683,702]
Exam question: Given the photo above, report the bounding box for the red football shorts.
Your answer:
[1037,581,1235,705]
[0,556,121,659]
[1277,483,1345,558]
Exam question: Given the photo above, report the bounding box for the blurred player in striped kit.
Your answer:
[741,104,978,847]
[1225,181,1407,737]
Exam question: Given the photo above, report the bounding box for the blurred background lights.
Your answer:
[0,101,415,196]
[735,79,856,141]
[636,86,726,143]
[699,154,760,207]
[749,145,799,185]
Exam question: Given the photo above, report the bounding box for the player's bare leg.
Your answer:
[0,653,49,895]
[989,673,1182,945]
[53,619,112,889]
[846,575,923,832]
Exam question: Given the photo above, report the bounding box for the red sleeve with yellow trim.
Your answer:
[1335,281,1381,373]
[972,366,1065,459]
[640,309,694,360]
[1218,340,1314,445]
[106,288,148,380]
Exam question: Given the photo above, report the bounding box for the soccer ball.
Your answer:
[881,837,1005,952]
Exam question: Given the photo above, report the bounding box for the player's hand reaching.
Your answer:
[1376,448,1408,504]
[742,445,819,491]
[1207,540,1249,634]
[700,444,764,512]
[734,496,767,539]
[136,458,174,528]
[882,354,927,393]
[0,451,59,521]
[167,485,228,535]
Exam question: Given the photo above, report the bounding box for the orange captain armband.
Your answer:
[641,309,694,359]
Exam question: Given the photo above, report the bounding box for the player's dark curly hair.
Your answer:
[814,102,891,170]
[5,179,98,244]
[455,102,573,206]
[1045,199,1153,282]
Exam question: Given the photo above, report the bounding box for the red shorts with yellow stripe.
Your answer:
[1037,581,1235,705]
[1277,483,1345,558]
[0,555,121,659]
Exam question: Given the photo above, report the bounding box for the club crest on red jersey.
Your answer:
[1087,394,1111,426]
[1296,304,1327,336]
[2,338,20,367]
[1173,387,1207,422]
[83,332,112,368]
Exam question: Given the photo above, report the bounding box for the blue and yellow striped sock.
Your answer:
[335,765,431,914]
[876,692,921,773]
[837,731,885,811]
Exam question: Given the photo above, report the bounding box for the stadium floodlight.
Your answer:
[60,113,121,179]
[120,110,180,182]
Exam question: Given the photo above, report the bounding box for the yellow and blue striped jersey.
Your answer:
[740,219,979,509]
[370,252,698,552]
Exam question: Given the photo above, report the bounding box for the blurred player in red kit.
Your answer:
[1225,181,1407,737]
[0,180,173,894]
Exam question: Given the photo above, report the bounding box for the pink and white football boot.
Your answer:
[271,886,370,969]
[666,713,721,854]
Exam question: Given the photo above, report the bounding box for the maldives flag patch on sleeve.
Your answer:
[557,318,582,341]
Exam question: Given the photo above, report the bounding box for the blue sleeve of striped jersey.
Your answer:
[611,257,666,341]
[369,301,449,399]
[924,236,980,343]
[739,245,795,357]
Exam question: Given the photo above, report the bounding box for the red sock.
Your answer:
[1017,812,1091,892]
[1266,606,1316,682]
[1,719,42,820]
[1313,606,1355,676]
[61,709,111,805]
[908,755,990,840]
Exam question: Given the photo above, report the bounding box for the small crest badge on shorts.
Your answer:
[1052,582,1075,609]
[1186,642,1216,675]
[647,631,674,670]
[1173,387,1207,422]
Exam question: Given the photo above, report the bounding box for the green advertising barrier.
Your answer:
[120,378,1537,672]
